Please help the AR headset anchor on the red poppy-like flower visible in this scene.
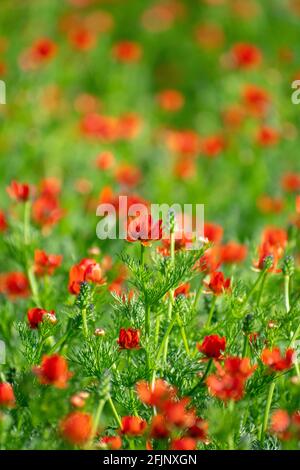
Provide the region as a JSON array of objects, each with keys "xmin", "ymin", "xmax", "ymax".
[
  {"xmin": 100, "ymin": 435, "xmax": 122, "ymax": 450},
  {"xmin": 173, "ymin": 155, "xmax": 196, "ymax": 180},
  {"xmin": 196, "ymin": 246, "xmax": 222, "ymax": 273},
  {"xmin": 95, "ymin": 151, "xmax": 115, "ymax": 171},
  {"xmin": 165, "ymin": 129, "xmax": 200, "ymax": 157},
  {"xmin": 206, "ymin": 357, "xmax": 256, "ymax": 402},
  {"xmin": 163, "ymin": 397, "xmax": 196, "ymax": 428},
  {"xmin": 256, "ymin": 126, "xmax": 280, "ymax": 147},
  {"xmin": 116, "ymin": 113, "xmax": 142, "ymax": 141},
  {"xmin": 68, "ymin": 27, "xmax": 97, "ymax": 50},
  {"xmin": 242, "ymin": 84, "xmax": 270, "ymax": 117},
  {"xmin": 68, "ymin": 258, "xmax": 104, "ymax": 295},
  {"xmin": 204, "ymin": 271, "xmax": 231, "ymax": 295},
  {"xmin": 174, "ymin": 283, "xmax": 190, "ymax": 298},
  {"xmin": 30, "ymin": 38, "xmax": 57, "ymax": 63},
  {"xmin": 136, "ymin": 379, "xmax": 174, "ymax": 408},
  {"xmin": 1, "ymin": 272, "xmax": 30, "ymax": 299},
  {"xmin": 222, "ymin": 104, "xmax": 245, "ymax": 129},
  {"xmin": 27, "ymin": 307, "xmax": 56, "ymax": 329},
  {"xmin": 0, "ymin": 210, "xmax": 8, "ymax": 232},
  {"xmin": 261, "ymin": 227, "xmax": 287, "ymax": 252},
  {"xmin": 117, "ymin": 328, "xmax": 140, "ymax": 349},
  {"xmin": 149, "ymin": 414, "xmax": 170, "ymax": 439},
  {"xmin": 257, "ymin": 196, "xmax": 284, "ymax": 214},
  {"xmin": 261, "ymin": 347, "xmax": 294, "ymax": 372},
  {"xmin": 32, "ymin": 195, "xmax": 64, "ymax": 229},
  {"xmin": 170, "ymin": 437, "xmax": 197, "ymax": 450},
  {"xmin": 220, "ymin": 242, "xmax": 248, "ymax": 264},
  {"xmin": 60, "ymin": 412, "xmax": 92, "ymax": 445},
  {"xmin": 34, "ymin": 249, "xmax": 62, "ymax": 276},
  {"xmin": 201, "ymin": 135, "xmax": 225, "ymax": 158},
  {"xmin": 230, "ymin": 42, "xmax": 262, "ymax": 69},
  {"xmin": 0, "ymin": 382, "xmax": 15, "ymax": 408},
  {"xmin": 39, "ymin": 177, "xmax": 61, "ymax": 198},
  {"xmin": 204, "ymin": 222, "xmax": 223, "ymax": 244},
  {"xmin": 253, "ymin": 242, "xmax": 280, "ymax": 273},
  {"xmin": 187, "ymin": 417, "xmax": 209, "ymax": 442},
  {"xmin": 120, "ymin": 416, "xmax": 147, "ymax": 436},
  {"xmin": 112, "ymin": 41, "xmax": 142, "ymax": 63},
  {"xmin": 157, "ymin": 89, "xmax": 184, "ymax": 112},
  {"xmin": 115, "ymin": 163, "xmax": 141, "ymax": 187},
  {"xmin": 126, "ymin": 214, "xmax": 163, "ymax": 245},
  {"xmin": 281, "ymin": 172, "xmax": 300, "ymax": 192},
  {"xmin": 270, "ymin": 409, "xmax": 290, "ymax": 435},
  {"xmin": 34, "ymin": 354, "xmax": 72, "ymax": 388},
  {"xmin": 6, "ymin": 180, "xmax": 30, "ymax": 202},
  {"xmin": 197, "ymin": 335, "xmax": 226, "ymax": 359}
]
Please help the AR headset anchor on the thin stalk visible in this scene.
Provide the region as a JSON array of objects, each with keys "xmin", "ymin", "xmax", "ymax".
[
  {"xmin": 188, "ymin": 358, "xmax": 213, "ymax": 395},
  {"xmin": 81, "ymin": 307, "xmax": 88, "ymax": 337},
  {"xmin": 175, "ymin": 311, "xmax": 190, "ymax": 356},
  {"xmin": 256, "ymin": 271, "xmax": 268, "ymax": 308},
  {"xmin": 23, "ymin": 201, "xmax": 40, "ymax": 307},
  {"xmin": 140, "ymin": 243, "xmax": 145, "ymax": 266},
  {"xmin": 260, "ymin": 380, "xmax": 276, "ymax": 444},
  {"xmin": 284, "ymin": 275, "xmax": 290, "ymax": 313},
  {"xmin": 91, "ymin": 398, "xmax": 106, "ymax": 438},
  {"xmin": 192, "ymin": 282, "xmax": 203, "ymax": 312},
  {"xmin": 243, "ymin": 269, "xmax": 267, "ymax": 307},
  {"xmin": 288, "ymin": 323, "xmax": 300, "ymax": 377},
  {"xmin": 242, "ymin": 333, "xmax": 249, "ymax": 358},
  {"xmin": 205, "ymin": 296, "xmax": 217, "ymax": 328},
  {"xmin": 23, "ymin": 200, "xmax": 31, "ymax": 246},
  {"xmin": 163, "ymin": 231, "xmax": 175, "ymax": 362},
  {"xmin": 107, "ymin": 395, "xmax": 122, "ymax": 428}
]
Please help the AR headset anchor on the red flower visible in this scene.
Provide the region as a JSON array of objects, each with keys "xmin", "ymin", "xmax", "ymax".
[
  {"xmin": 166, "ymin": 129, "xmax": 200, "ymax": 157},
  {"xmin": 34, "ymin": 249, "xmax": 62, "ymax": 276},
  {"xmin": 27, "ymin": 307, "xmax": 56, "ymax": 329},
  {"xmin": 261, "ymin": 347, "xmax": 294, "ymax": 372},
  {"xmin": 230, "ymin": 42, "xmax": 262, "ymax": 69},
  {"xmin": 126, "ymin": 214, "xmax": 163, "ymax": 245},
  {"xmin": 281, "ymin": 172, "xmax": 300, "ymax": 192},
  {"xmin": 0, "ymin": 210, "xmax": 8, "ymax": 232},
  {"xmin": 256, "ymin": 126, "xmax": 279, "ymax": 147},
  {"xmin": 242, "ymin": 84, "xmax": 270, "ymax": 117},
  {"xmin": 205, "ymin": 271, "xmax": 231, "ymax": 295},
  {"xmin": 204, "ymin": 222, "xmax": 223, "ymax": 243},
  {"xmin": 163, "ymin": 397, "xmax": 196, "ymax": 428},
  {"xmin": 30, "ymin": 38, "xmax": 57, "ymax": 63},
  {"xmin": 60, "ymin": 412, "xmax": 92, "ymax": 445},
  {"xmin": 1, "ymin": 272, "xmax": 30, "ymax": 299},
  {"xmin": 120, "ymin": 416, "xmax": 147, "ymax": 436},
  {"xmin": 68, "ymin": 27, "xmax": 97, "ymax": 51},
  {"xmin": 34, "ymin": 354, "xmax": 72, "ymax": 388},
  {"xmin": 6, "ymin": 180, "xmax": 30, "ymax": 202},
  {"xmin": 157, "ymin": 89, "xmax": 184, "ymax": 112},
  {"xmin": 32, "ymin": 195, "xmax": 64, "ymax": 230},
  {"xmin": 206, "ymin": 357, "xmax": 256, "ymax": 402},
  {"xmin": 170, "ymin": 437, "xmax": 196, "ymax": 450},
  {"xmin": 174, "ymin": 283, "xmax": 190, "ymax": 298},
  {"xmin": 39, "ymin": 177, "xmax": 61, "ymax": 198},
  {"xmin": 0, "ymin": 382, "xmax": 15, "ymax": 408},
  {"xmin": 261, "ymin": 227, "xmax": 287, "ymax": 252},
  {"xmin": 149, "ymin": 414, "xmax": 170, "ymax": 439},
  {"xmin": 220, "ymin": 242, "xmax": 248, "ymax": 264},
  {"xmin": 197, "ymin": 335, "xmax": 226, "ymax": 359},
  {"xmin": 201, "ymin": 135, "xmax": 225, "ymax": 158},
  {"xmin": 270, "ymin": 409, "xmax": 290, "ymax": 434},
  {"xmin": 112, "ymin": 41, "xmax": 142, "ymax": 63},
  {"xmin": 257, "ymin": 196, "xmax": 284, "ymax": 214},
  {"xmin": 187, "ymin": 418, "xmax": 209, "ymax": 442},
  {"xmin": 136, "ymin": 379, "xmax": 174, "ymax": 408},
  {"xmin": 115, "ymin": 163, "xmax": 141, "ymax": 187},
  {"xmin": 117, "ymin": 328, "xmax": 140, "ymax": 349},
  {"xmin": 68, "ymin": 258, "xmax": 104, "ymax": 295},
  {"xmin": 100, "ymin": 435, "xmax": 122, "ymax": 450},
  {"xmin": 95, "ymin": 151, "xmax": 115, "ymax": 171},
  {"xmin": 196, "ymin": 246, "xmax": 222, "ymax": 273}
]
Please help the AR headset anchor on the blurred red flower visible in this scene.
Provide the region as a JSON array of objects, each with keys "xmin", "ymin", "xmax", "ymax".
[
  {"xmin": 6, "ymin": 180, "xmax": 30, "ymax": 202},
  {"xmin": 27, "ymin": 307, "xmax": 56, "ymax": 329},
  {"xmin": 112, "ymin": 41, "xmax": 142, "ymax": 63},
  {"xmin": 68, "ymin": 258, "xmax": 104, "ymax": 295},
  {"xmin": 120, "ymin": 416, "xmax": 147, "ymax": 436},
  {"xmin": 204, "ymin": 271, "xmax": 231, "ymax": 295},
  {"xmin": 34, "ymin": 249, "xmax": 62, "ymax": 276},
  {"xmin": 34, "ymin": 354, "xmax": 72, "ymax": 388},
  {"xmin": 261, "ymin": 347, "xmax": 294, "ymax": 372},
  {"xmin": 0, "ymin": 382, "xmax": 15, "ymax": 408},
  {"xmin": 60, "ymin": 412, "xmax": 92, "ymax": 445}
]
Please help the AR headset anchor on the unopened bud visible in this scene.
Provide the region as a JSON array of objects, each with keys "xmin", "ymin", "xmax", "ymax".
[
  {"xmin": 94, "ymin": 328, "xmax": 105, "ymax": 337},
  {"xmin": 282, "ymin": 255, "xmax": 295, "ymax": 277}
]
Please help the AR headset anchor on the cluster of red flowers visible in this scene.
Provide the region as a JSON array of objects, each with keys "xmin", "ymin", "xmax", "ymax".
[{"xmin": 270, "ymin": 409, "xmax": 300, "ymax": 441}]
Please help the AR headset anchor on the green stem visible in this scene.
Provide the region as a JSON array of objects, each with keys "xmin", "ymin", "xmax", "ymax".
[
  {"xmin": 205, "ymin": 296, "xmax": 217, "ymax": 328},
  {"xmin": 24, "ymin": 200, "xmax": 31, "ymax": 246},
  {"xmin": 188, "ymin": 358, "xmax": 213, "ymax": 395},
  {"xmin": 284, "ymin": 275, "xmax": 290, "ymax": 314},
  {"xmin": 256, "ymin": 271, "xmax": 268, "ymax": 308},
  {"xmin": 193, "ymin": 282, "xmax": 203, "ymax": 312},
  {"xmin": 107, "ymin": 395, "xmax": 122, "ymax": 428},
  {"xmin": 91, "ymin": 398, "xmax": 106, "ymax": 438},
  {"xmin": 288, "ymin": 323, "xmax": 300, "ymax": 377},
  {"xmin": 176, "ymin": 311, "xmax": 190, "ymax": 356},
  {"xmin": 163, "ymin": 231, "xmax": 175, "ymax": 362},
  {"xmin": 260, "ymin": 380, "xmax": 276, "ymax": 444},
  {"xmin": 140, "ymin": 244, "xmax": 145, "ymax": 266},
  {"xmin": 81, "ymin": 307, "xmax": 88, "ymax": 338},
  {"xmin": 243, "ymin": 268, "xmax": 267, "ymax": 307},
  {"xmin": 242, "ymin": 333, "xmax": 249, "ymax": 357}
]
